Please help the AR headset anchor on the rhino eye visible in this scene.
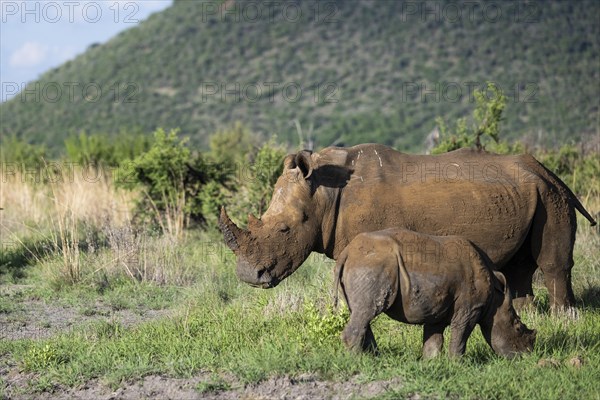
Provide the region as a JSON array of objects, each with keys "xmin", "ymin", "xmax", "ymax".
[{"xmin": 277, "ymin": 223, "xmax": 290, "ymax": 232}]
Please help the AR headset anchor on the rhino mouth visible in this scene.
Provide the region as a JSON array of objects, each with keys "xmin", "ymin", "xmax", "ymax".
[{"xmin": 249, "ymin": 278, "xmax": 280, "ymax": 289}]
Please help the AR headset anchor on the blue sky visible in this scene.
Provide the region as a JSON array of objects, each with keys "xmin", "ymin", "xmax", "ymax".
[{"xmin": 1, "ymin": 0, "xmax": 173, "ymax": 101}]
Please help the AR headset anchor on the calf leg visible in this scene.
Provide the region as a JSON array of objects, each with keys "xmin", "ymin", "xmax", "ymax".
[
  {"xmin": 448, "ymin": 313, "xmax": 478, "ymax": 358},
  {"xmin": 341, "ymin": 311, "xmax": 378, "ymax": 353},
  {"xmin": 422, "ymin": 323, "xmax": 446, "ymax": 359},
  {"xmin": 339, "ymin": 262, "xmax": 393, "ymax": 354}
]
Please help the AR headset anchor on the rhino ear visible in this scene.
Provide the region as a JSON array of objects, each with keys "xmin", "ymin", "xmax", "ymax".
[
  {"xmin": 295, "ymin": 150, "xmax": 314, "ymax": 179},
  {"xmin": 283, "ymin": 154, "xmax": 296, "ymax": 170}
]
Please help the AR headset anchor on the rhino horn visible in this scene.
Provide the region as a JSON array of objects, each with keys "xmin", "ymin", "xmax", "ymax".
[
  {"xmin": 248, "ymin": 213, "xmax": 263, "ymax": 229},
  {"xmin": 219, "ymin": 207, "xmax": 248, "ymax": 252}
]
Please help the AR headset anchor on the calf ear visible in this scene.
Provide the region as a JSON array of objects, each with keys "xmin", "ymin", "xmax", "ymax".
[
  {"xmin": 492, "ymin": 270, "xmax": 514, "ymax": 303},
  {"xmin": 295, "ymin": 150, "xmax": 314, "ymax": 179},
  {"xmin": 492, "ymin": 271, "xmax": 507, "ymax": 294}
]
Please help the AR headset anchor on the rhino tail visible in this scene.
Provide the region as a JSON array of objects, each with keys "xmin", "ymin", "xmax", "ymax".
[
  {"xmin": 527, "ymin": 155, "xmax": 597, "ymax": 226},
  {"xmin": 333, "ymin": 248, "xmax": 349, "ymax": 311},
  {"xmin": 395, "ymin": 248, "xmax": 411, "ymax": 299}
]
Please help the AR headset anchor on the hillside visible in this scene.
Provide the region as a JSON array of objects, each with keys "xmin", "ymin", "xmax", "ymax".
[{"xmin": 1, "ymin": 0, "xmax": 599, "ymax": 153}]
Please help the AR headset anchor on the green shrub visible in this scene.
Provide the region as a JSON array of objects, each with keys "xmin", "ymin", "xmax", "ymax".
[
  {"xmin": 65, "ymin": 131, "xmax": 151, "ymax": 167},
  {"xmin": 433, "ymin": 82, "xmax": 507, "ymax": 154},
  {"xmin": 535, "ymin": 145, "xmax": 600, "ymax": 197},
  {"xmin": 124, "ymin": 128, "xmax": 216, "ymax": 236},
  {"xmin": 0, "ymin": 134, "xmax": 47, "ymax": 167},
  {"xmin": 208, "ymin": 122, "xmax": 257, "ymax": 165},
  {"xmin": 244, "ymin": 138, "xmax": 288, "ymax": 217},
  {"xmin": 220, "ymin": 137, "xmax": 287, "ymax": 227},
  {"xmin": 432, "ymin": 83, "xmax": 598, "ymax": 200}
]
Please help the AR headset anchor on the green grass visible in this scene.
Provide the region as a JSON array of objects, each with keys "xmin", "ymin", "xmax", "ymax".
[{"xmin": 1, "ymin": 230, "xmax": 599, "ymax": 399}]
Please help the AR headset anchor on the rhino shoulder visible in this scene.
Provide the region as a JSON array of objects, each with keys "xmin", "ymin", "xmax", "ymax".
[{"xmin": 316, "ymin": 147, "xmax": 351, "ymax": 167}]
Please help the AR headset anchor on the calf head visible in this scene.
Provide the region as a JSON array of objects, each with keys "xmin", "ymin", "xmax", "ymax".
[
  {"xmin": 481, "ymin": 271, "xmax": 536, "ymax": 358},
  {"xmin": 219, "ymin": 151, "xmax": 322, "ymax": 288}
]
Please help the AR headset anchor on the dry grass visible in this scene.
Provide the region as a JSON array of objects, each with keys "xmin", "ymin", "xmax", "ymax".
[
  {"xmin": 0, "ymin": 166, "xmax": 136, "ymax": 284},
  {"xmin": 0, "ymin": 166, "xmax": 135, "ymax": 238}
]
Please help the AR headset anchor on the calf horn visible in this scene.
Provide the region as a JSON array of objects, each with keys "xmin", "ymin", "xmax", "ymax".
[{"xmin": 219, "ymin": 207, "xmax": 247, "ymax": 252}]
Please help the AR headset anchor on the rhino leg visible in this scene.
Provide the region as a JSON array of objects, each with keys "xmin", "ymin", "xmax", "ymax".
[
  {"xmin": 502, "ymin": 253, "xmax": 536, "ymax": 311},
  {"xmin": 530, "ymin": 199, "xmax": 577, "ymax": 310},
  {"xmin": 422, "ymin": 323, "xmax": 446, "ymax": 359},
  {"xmin": 448, "ymin": 311, "xmax": 479, "ymax": 357}
]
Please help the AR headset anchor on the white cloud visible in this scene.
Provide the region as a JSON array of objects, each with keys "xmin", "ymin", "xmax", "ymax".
[{"xmin": 9, "ymin": 41, "xmax": 47, "ymax": 67}]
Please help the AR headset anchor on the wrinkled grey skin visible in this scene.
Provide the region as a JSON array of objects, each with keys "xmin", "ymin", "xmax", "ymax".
[
  {"xmin": 220, "ymin": 144, "xmax": 597, "ymax": 309},
  {"xmin": 334, "ymin": 228, "xmax": 537, "ymax": 358}
]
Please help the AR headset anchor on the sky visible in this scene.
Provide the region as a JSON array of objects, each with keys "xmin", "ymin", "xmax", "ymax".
[{"xmin": 0, "ymin": 0, "xmax": 173, "ymax": 101}]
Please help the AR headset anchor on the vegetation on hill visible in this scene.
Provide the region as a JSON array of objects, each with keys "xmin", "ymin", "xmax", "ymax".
[{"xmin": 1, "ymin": 0, "xmax": 598, "ymax": 153}]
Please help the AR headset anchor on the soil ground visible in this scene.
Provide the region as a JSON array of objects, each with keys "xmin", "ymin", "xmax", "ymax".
[{"xmin": 0, "ymin": 285, "xmax": 404, "ymax": 399}]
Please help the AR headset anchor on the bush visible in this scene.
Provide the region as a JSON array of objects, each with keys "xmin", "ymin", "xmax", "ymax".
[
  {"xmin": 65, "ymin": 131, "xmax": 151, "ymax": 167},
  {"xmin": 0, "ymin": 134, "xmax": 47, "ymax": 167},
  {"xmin": 432, "ymin": 82, "xmax": 507, "ymax": 154},
  {"xmin": 124, "ymin": 128, "xmax": 218, "ymax": 236},
  {"xmin": 535, "ymin": 144, "xmax": 600, "ymax": 197},
  {"xmin": 244, "ymin": 138, "xmax": 288, "ymax": 217},
  {"xmin": 432, "ymin": 82, "xmax": 598, "ymax": 199},
  {"xmin": 220, "ymin": 137, "xmax": 288, "ymax": 227}
]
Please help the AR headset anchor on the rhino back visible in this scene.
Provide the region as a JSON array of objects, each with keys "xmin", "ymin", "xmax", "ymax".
[{"xmin": 327, "ymin": 146, "xmax": 539, "ymax": 266}]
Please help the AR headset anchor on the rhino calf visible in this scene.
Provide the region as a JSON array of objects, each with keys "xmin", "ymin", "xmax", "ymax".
[{"xmin": 334, "ymin": 228, "xmax": 536, "ymax": 359}]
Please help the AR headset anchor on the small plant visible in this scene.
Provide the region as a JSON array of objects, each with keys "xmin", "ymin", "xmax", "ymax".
[
  {"xmin": 22, "ymin": 343, "xmax": 67, "ymax": 371},
  {"xmin": 195, "ymin": 376, "xmax": 230, "ymax": 393},
  {"xmin": 301, "ymin": 301, "xmax": 350, "ymax": 347}
]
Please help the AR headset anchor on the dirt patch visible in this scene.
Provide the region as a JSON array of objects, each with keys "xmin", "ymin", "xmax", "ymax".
[
  {"xmin": 3, "ymin": 372, "xmax": 403, "ymax": 400},
  {"xmin": 0, "ymin": 298, "xmax": 171, "ymax": 341}
]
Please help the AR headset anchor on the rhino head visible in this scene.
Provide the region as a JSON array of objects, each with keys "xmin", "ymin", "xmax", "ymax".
[
  {"xmin": 219, "ymin": 150, "xmax": 350, "ymax": 288},
  {"xmin": 481, "ymin": 271, "xmax": 537, "ymax": 358}
]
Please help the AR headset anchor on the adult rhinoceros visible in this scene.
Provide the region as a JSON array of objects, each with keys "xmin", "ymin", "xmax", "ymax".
[{"xmin": 219, "ymin": 144, "xmax": 596, "ymax": 309}]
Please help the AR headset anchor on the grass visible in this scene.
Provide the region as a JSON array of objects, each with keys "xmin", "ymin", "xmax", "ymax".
[
  {"xmin": 0, "ymin": 167, "xmax": 598, "ymax": 399},
  {"xmin": 2, "ymin": 243, "xmax": 599, "ymax": 399}
]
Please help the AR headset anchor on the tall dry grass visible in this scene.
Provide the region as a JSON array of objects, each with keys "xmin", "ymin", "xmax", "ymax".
[
  {"xmin": 0, "ymin": 165, "xmax": 202, "ymax": 286},
  {"xmin": 0, "ymin": 165, "xmax": 136, "ymax": 283},
  {"xmin": 1, "ymin": 166, "xmax": 134, "ymax": 237}
]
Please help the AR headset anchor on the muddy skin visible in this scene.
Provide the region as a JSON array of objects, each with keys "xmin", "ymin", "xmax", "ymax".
[
  {"xmin": 220, "ymin": 144, "xmax": 596, "ymax": 310},
  {"xmin": 334, "ymin": 228, "xmax": 537, "ymax": 358}
]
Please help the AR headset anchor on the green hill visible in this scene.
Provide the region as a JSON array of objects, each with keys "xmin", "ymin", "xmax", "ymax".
[{"xmin": 1, "ymin": 0, "xmax": 599, "ymax": 153}]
